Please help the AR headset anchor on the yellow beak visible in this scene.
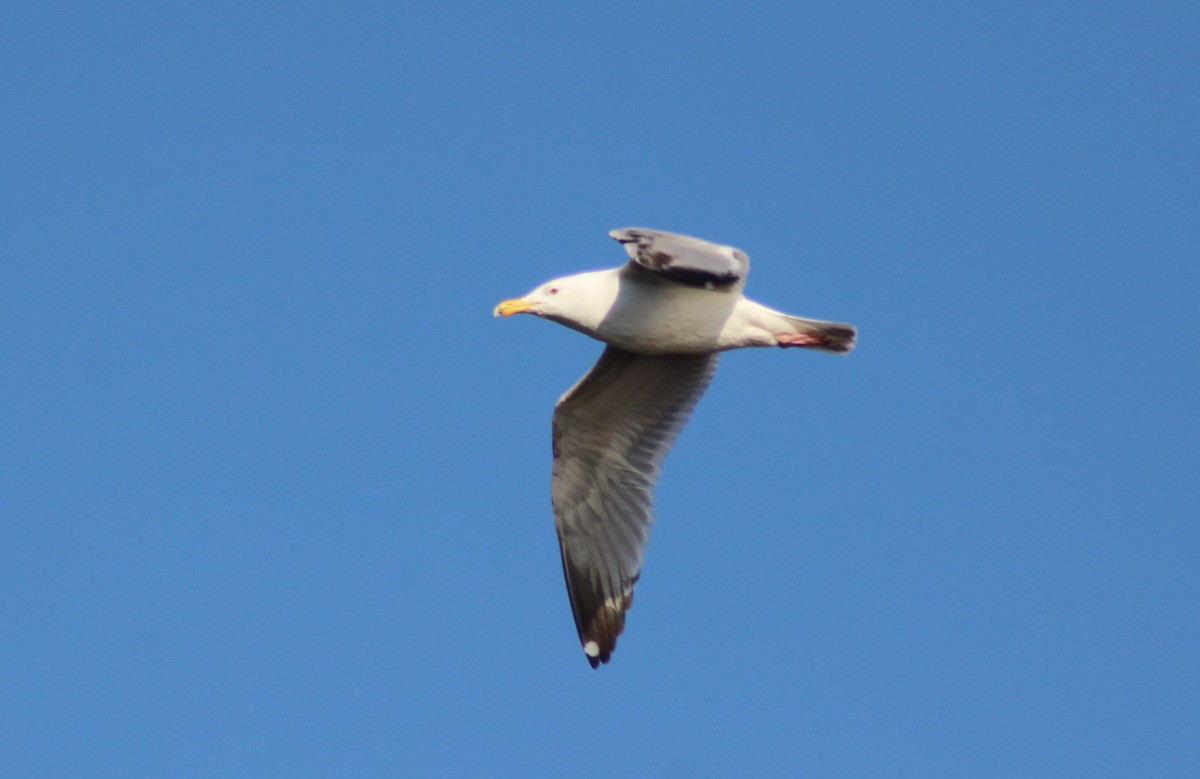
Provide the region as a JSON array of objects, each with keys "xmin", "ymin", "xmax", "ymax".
[{"xmin": 494, "ymin": 297, "xmax": 536, "ymax": 317}]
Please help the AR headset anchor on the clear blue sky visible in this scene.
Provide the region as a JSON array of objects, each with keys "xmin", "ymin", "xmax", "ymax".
[{"xmin": 3, "ymin": 2, "xmax": 1197, "ymax": 776}]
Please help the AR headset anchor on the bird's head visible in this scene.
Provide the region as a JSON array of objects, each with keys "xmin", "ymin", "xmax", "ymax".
[
  {"xmin": 494, "ymin": 271, "xmax": 615, "ymax": 330},
  {"xmin": 493, "ymin": 278, "xmax": 566, "ymax": 319}
]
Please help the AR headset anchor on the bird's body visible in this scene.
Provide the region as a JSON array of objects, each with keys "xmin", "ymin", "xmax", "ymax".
[{"xmin": 495, "ymin": 228, "xmax": 856, "ymax": 667}]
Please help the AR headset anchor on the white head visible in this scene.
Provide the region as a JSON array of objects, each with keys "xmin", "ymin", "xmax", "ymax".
[{"xmin": 493, "ymin": 270, "xmax": 617, "ymax": 332}]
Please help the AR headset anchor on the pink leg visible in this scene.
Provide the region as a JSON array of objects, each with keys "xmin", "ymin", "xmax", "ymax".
[{"xmin": 776, "ymin": 331, "xmax": 828, "ymax": 348}]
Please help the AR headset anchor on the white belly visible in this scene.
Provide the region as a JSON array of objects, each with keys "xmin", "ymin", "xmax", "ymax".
[{"xmin": 591, "ymin": 285, "xmax": 778, "ymax": 355}]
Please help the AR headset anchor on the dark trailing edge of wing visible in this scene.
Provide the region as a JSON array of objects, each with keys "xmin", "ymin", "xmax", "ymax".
[
  {"xmin": 633, "ymin": 253, "xmax": 742, "ymax": 287},
  {"xmin": 612, "ymin": 228, "xmax": 745, "ymax": 288}
]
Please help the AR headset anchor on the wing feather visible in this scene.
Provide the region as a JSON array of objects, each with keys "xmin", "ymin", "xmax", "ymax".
[
  {"xmin": 551, "ymin": 346, "xmax": 719, "ymax": 666},
  {"xmin": 610, "ymin": 227, "xmax": 749, "ymax": 288}
]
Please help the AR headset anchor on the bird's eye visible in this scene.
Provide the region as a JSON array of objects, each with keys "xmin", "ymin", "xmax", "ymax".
[{"xmin": 548, "ymin": 287, "xmax": 559, "ymax": 295}]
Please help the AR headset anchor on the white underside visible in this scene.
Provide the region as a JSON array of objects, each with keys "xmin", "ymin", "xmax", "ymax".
[{"xmin": 588, "ymin": 282, "xmax": 787, "ymax": 355}]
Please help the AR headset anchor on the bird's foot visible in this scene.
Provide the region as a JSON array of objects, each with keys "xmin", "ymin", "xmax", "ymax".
[{"xmin": 776, "ymin": 331, "xmax": 828, "ymax": 348}]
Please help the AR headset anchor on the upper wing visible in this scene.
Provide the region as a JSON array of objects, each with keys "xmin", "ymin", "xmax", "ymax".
[
  {"xmin": 551, "ymin": 346, "xmax": 719, "ymax": 667},
  {"xmin": 610, "ymin": 227, "xmax": 750, "ymax": 289}
]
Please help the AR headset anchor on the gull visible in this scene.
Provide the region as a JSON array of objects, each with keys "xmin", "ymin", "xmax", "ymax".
[{"xmin": 495, "ymin": 227, "xmax": 856, "ymax": 667}]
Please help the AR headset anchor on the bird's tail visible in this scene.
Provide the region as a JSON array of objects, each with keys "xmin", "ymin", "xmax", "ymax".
[{"xmin": 778, "ymin": 315, "xmax": 857, "ymax": 354}]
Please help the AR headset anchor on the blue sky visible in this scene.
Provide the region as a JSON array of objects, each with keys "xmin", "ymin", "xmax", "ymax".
[{"xmin": 2, "ymin": 2, "xmax": 1197, "ymax": 776}]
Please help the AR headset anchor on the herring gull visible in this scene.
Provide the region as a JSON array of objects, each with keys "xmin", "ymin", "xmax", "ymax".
[{"xmin": 494, "ymin": 227, "xmax": 856, "ymax": 667}]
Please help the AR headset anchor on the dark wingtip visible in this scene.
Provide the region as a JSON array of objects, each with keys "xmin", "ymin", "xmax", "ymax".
[
  {"xmin": 582, "ymin": 633, "xmax": 617, "ymax": 668},
  {"xmin": 585, "ymin": 649, "xmax": 610, "ymax": 669}
]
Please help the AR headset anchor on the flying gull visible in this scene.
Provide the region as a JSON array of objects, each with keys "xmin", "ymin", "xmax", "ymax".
[{"xmin": 494, "ymin": 227, "xmax": 856, "ymax": 667}]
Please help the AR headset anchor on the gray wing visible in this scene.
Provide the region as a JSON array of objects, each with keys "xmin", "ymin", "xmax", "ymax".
[
  {"xmin": 551, "ymin": 346, "xmax": 719, "ymax": 667},
  {"xmin": 610, "ymin": 227, "xmax": 750, "ymax": 288}
]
